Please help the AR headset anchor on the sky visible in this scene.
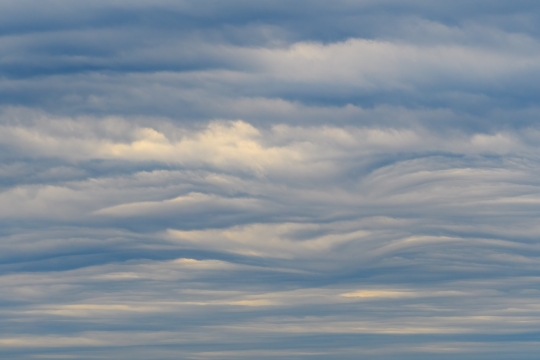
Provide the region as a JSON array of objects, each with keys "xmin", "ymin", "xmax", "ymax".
[{"xmin": 1, "ymin": 1, "xmax": 540, "ymax": 359}]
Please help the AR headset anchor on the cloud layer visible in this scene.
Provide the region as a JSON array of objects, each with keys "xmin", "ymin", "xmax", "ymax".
[{"xmin": 1, "ymin": 1, "xmax": 540, "ymax": 359}]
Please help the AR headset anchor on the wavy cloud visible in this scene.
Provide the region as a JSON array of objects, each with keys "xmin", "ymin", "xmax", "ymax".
[{"xmin": 2, "ymin": 1, "xmax": 540, "ymax": 359}]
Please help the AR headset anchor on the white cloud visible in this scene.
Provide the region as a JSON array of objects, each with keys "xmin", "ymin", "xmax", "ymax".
[{"xmin": 237, "ymin": 37, "xmax": 540, "ymax": 88}]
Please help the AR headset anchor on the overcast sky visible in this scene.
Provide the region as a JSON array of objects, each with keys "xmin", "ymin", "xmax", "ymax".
[{"xmin": 2, "ymin": 1, "xmax": 540, "ymax": 359}]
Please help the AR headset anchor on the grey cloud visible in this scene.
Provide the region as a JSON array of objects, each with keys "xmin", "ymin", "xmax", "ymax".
[
  {"xmin": 1, "ymin": 1, "xmax": 540, "ymax": 130},
  {"xmin": 2, "ymin": 1, "xmax": 540, "ymax": 359}
]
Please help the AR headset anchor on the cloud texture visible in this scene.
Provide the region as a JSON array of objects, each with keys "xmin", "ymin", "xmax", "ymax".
[{"xmin": 2, "ymin": 1, "xmax": 540, "ymax": 359}]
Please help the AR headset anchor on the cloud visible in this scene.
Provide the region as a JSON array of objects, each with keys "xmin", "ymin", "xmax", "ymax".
[
  {"xmin": 1, "ymin": 4, "xmax": 540, "ymax": 130},
  {"xmin": 2, "ymin": 1, "xmax": 540, "ymax": 359}
]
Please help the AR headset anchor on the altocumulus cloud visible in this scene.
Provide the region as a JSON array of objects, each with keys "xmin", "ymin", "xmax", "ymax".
[{"xmin": 1, "ymin": 1, "xmax": 540, "ymax": 359}]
